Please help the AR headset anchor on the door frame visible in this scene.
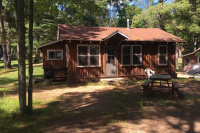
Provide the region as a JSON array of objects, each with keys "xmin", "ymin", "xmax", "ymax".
[{"xmin": 105, "ymin": 45, "xmax": 117, "ymax": 77}]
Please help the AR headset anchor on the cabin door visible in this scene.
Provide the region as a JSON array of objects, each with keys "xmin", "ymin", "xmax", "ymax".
[
  {"xmin": 184, "ymin": 58, "xmax": 190, "ymax": 71},
  {"xmin": 106, "ymin": 45, "xmax": 117, "ymax": 77}
]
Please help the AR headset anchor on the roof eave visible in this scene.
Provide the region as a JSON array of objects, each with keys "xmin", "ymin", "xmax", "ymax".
[
  {"xmin": 103, "ymin": 30, "xmax": 130, "ymax": 40},
  {"xmin": 37, "ymin": 39, "xmax": 64, "ymax": 49},
  {"xmin": 181, "ymin": 47, "xmax": 200, "ymax": 58}
]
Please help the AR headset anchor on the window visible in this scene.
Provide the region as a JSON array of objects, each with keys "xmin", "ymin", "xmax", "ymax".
[
  {"xmin": 78, "ymin": 45, "xmax": 100, "ymax": 67},
  {"xmin": 78, "ymin": 46, "xmax": 88, "ymax": 66},
  {"xmin": 90, "ymin": 46, "xmax": 100, "ymax": 66},
  {"xmin": 158, "ymin": 45, "xmax": 168, "ymax": 65},
  {"xmin": 47, "ymin": 50, "xmax": 63, "ymax": 60},
  {"xmin": 122, "ymin": 45, "xmax": 142, "ymax": 66},
  {"xmin": 133, "ymin": 46, "xmax": 142, "ymax": 65},
  {"xmin": 122, "ymin": 46, "xmax": 131, "ymax": 65}
]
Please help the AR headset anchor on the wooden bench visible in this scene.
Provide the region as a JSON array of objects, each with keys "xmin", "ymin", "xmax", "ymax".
[
  {"xmin": 172, "ymin": 81, "xmax": 184, "ymax": 98},
  {"xmin": 141, "ymin": 80, "xmax": 153, "ymax": 97}
]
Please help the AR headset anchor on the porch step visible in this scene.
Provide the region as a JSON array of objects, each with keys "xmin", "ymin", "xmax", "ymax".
[{"xmin": 100, "ymin": 78, "xmax": 127, "ymax": 85}]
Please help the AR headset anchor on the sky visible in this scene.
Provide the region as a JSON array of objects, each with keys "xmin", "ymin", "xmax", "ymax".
[
  {"xmin": 154, "ymin": 0, "xmax": 175, "ymax": 3},
  {"xmin": 127, "ymin": 0, "xmax": 175, "ymax": 9}
]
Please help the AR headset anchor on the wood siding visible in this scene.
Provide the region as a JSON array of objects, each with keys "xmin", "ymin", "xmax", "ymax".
[
  {"xmin": 41, "ymin": 41, "xmax": 67, "ymax": 79},
  {"xmin": 67, "ymin": 41, "xmax": 104, "ymax": 82},
  {"xmin": 182, "ymin": 54, "xmax": 199, "ymax": 71},
  {"xmin": 118, "ymin": 42, "xmax": 176, "ymax": 77},
  {"xmin": 41, "ymin": 40, "xmax": 177, "ymax": 82}
]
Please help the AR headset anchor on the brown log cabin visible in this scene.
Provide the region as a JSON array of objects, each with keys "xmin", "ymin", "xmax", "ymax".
[
  {"xmin": 38, "ymin": 24, "xmax": 186, "ymax": 83},
  {"xmin": 182, "ymin": 48, "xmax": 200, "ymax": 71}
]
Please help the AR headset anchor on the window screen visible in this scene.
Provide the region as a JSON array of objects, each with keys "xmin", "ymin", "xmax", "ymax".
[
  {"xmin": 78, "ymin": 45, "xmax": 100, "ymax": 67},
  {"xmin": 133, "ymin": 46, "xmax": 142, "ymax": 65},
  {"xmin": 159, "ymin": 46, "xmax": 167, "ymax": 65},
  {"xmin": 48, "ymin": 50, "xmax": 63, "ymax": 60},
  {"xmin": 78, "ymin": 46, "xmax": 89, "ymax": 66},
  {"xmin": 122, "ymin": 46, "xmax": 131, "ymax": 65}
]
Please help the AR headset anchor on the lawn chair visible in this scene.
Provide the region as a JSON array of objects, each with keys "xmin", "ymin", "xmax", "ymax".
[{"xmin": 145, "ymin": 68, "xmax": 155, "ymax": 79}]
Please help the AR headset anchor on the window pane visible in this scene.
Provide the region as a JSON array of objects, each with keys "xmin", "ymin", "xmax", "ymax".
[
  {"xmin": 78, "ymin": 56, "xmax": 88, "ymax": 66},
  {"xmin": 56, "ymin": 51, "xmax": 62, "ymax": 59},
  {"xmin": 90, "ymin": 46, "xmax": 99, "ymax": 55},
  {"xmin": 133, "ymin": 46, "xmax": 141, "ymax": 54},
  {"xmin": 123, "ymin": 55, "xmax": 130, "ymax": 65},
  {"xmin": 133, "ymin": 55, "xmax": 141, "ymax": 65},
  {"xmin": 49, "ymin": 51, "xmax": 55, "ymax": 59},
  {"xmin": 159, "ymin": 55, "xmax": 167, "ymax": 64},
  {"xmin": 160, "ymin": 46, "xmax": 166, "ymax": 54},
  {"xmin": 90, "ymin": 56, "xmax": 99, "ymax": 66},
  {"xmin": 123, "ymin": 46, "xmax": 130, "ymax": 54},
  {"xmin": 78, "ymin": 46, "xmax": 88, "ymax": 55}
]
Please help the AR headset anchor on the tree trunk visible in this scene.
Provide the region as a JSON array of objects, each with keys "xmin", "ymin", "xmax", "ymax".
[
  {"xmin": 176, "ymin": 44, "xmax": 179, "ymax": 69},
  {"xmin": 0, "ymin": 0, "xmax": 8, "ymax": 69},
  {"xmin": 28, "ymin": 0, "xmax": 34, "ymax": 115},
  {"xmin": 7, "ymin": 22, "xmax": 12, "ymax": 68},
  {"xmin": 157, "ymin": 0, "xmax": 164, "ymax": 30},
  {"xmin": 15, "ymin": 0, "xmax": 27, "ymax": 115},
  {"xmin": 34, "ymin": 48, "xmax": 40, "ymax": 63},
  {"xmin": 194, "ymin": 36, "xmax": 197, "ymax": 51}
]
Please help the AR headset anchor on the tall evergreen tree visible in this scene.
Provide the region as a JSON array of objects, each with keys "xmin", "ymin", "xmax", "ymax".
[
  {"xmin": 28, "ymin": 0, "xmax": 34, "ymax": 114},
  {"xmin": 0, "ymin": 0, "xmax": 8, "ymax": 69},
  {"xmin": 157, "ymin": 0, "xmax": 164, "ymax": 30},
  {"xmin": 14, "ymin": 0, "xmax": 27, "ymax": 115}
]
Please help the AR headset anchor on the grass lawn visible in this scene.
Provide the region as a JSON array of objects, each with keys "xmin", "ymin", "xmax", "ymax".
[
  {"xmin": 0, "ymin": 59, "xmax": 43, "ymax": 90},
  {"xmin": 0, "ymin": 59, "xmax": 200, "ymax": 132},
  {"xmin": 176, "ymin": 58, "xmax": 183, "ymax": 72}
]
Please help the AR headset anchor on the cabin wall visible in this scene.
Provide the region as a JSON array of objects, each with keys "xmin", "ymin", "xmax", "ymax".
[
  {"xmin": 67, "ymin": 41, "xmax": 176, "ymax": 82},
  {"xmin": 41, "ymin": 41, "xmax": 67, "ymax": 79},
  {"xmin": 41, "ymin": 41, "xmax": 177, "ymax": 82},
  {"xmin": 182, "ymin": 54, "xmax": 199, "ymax": 71},
  {"xmin": 67, "ymin": 41, "xmax": 104, "ymax": 83},
  {"xmin": 117, "ymin": 42, "xmax": 176, "ymax": 79}
]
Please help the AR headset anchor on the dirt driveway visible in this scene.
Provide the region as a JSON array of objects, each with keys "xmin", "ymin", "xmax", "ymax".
[{"xmin": 28, "ymin": 80, "xmax": 200, "ymax": 132}]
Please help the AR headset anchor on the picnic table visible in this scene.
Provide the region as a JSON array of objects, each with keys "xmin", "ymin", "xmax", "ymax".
[
  {"xmin": 141, "ymin": 74, "xmax": 172, "ymax": 97},
  {"xmin": 142, "ymin": 74, "xmax": 184, "ymax": 98},
  {"xmin": 150, "ymin": 74, "xmax": 172, "ymax": 96}
]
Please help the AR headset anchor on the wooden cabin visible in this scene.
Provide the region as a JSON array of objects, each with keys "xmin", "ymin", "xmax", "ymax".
[
  {"xmin": 38, "ymin": 24, "xmax": 186, "ymax": 83},
  {"xmin": 182, "ymin": 48, "xmax": 200, "ymax": 71}
]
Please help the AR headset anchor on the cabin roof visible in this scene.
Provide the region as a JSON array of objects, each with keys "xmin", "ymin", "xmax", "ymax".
[
  {"xmin": 181, "ymin": 48, "xmax": 200, "ymax": 58},
  {"xmin": 58, "ymin": 24, "xmax": 186, "ymax": 43},
  {"xmin": 37, "ymin": 39, "xmax": 64, "ymax": 49}
]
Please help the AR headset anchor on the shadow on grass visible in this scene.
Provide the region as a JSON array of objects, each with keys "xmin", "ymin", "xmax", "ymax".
[
  {"xmin": 0, "ymin": 76, "xmax": 18, "ymax": 86},
  {"xmin": 1, "ymin": 79, "xmax": 200, "ymax": 132},
  {"xmin": 0, "ymin": 87, "xmax": 143, "ymax": 132},
  {"xmin": 0, "ymin": 68, "xmax": 18, "ymax": 75}
]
